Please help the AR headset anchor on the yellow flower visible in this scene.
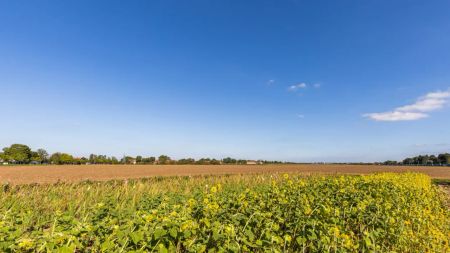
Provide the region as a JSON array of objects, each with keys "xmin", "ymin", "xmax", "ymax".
[
  {"xmin": 188, "ymin": 198, "xmax": 196, "ymax": 206},
  {"xmin": 330, "ymin": 226, "xmax": 340, "ymax": 237},
  {"xmin": 143, "ymin": 214, "xmax": 154, "ymax": 222},
  {"xmin": 18, "ymin": 239, "xmax": 34, "ymax": 250},
  {"xmin": 284, "ymin": 235, "xmax": 292, "ymax": 242}
]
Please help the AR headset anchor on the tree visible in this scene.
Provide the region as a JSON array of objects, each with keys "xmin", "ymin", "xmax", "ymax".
[
  {"xmin": 0, "ymin": 152, "xmax": 8, "ymax": 162},
  {"xmin": 158, "ymin": 155, "xmax": 171, "ymax": 165},
  {"xmin": 89, "ymin": 154, "xmax": 97, "ymax": 164},
  {"xmin": 50, "ymin": 153, "xmax": 62, "ymax": 164},
  {"xmin": 30, "ymin": 151, "xmax": 41, "ymax": 163},
  {"xmin": 36, "ymin": 149, "xmax": 49, "ymax": 163},
  {"xmin": 111, "ymin": 156, "xmax": 119, "ymax": 164},
  {"xmin": 222, "ymin": 157, "xmax": 237, "ymax": 164},
  {"xmin": 438, "ymin": 153, "xmax": 450, "ymax": 165},
  {"xmin": 60, "ymin": 153, "xmax": 74, "ymax": 164},
  {"xmin": 383, "ymin": 160, "xmax": 398, "ymax": 165},
  {"xmin": 136, "ymin": 156, "xmax": 143, "ymax": 164},
  {"xmin": 429, "ymin": 155, "xmax": 439, "ymax": 165},
  {"xmin": 50, "ymin": 153, "xmax": 74, "ymax": 164},
  {"xmin": 122, "ymin": 156, "xmax": 136, "ymax": 164},
  {"xmin": 177, "ymin": 158, "xmax": 195, "ymax": 165},
  {"xmin": 403, "ymin": 158, "xmax": 414, "ymax": 165},
  {"xmin": 2, "ymin": 144, "xmax": 32, "ymax": 163},
  {"xmin": 142, "ymin": 157, "xmax": 156, "ymax": 164},
  {"xmin": 237, "ymin": 160, "xmax": 247, "ymax": 165},
  {"xmin": 210, "ymin": 159, "xmax": 221, "ymax": 165},
  {"xmin": 196, "ymin": 158, "xmax": 211, "ymax": 165},
  {"xmin": 80, "ymin": 157, "xmax": 88, "ymax": 164}
]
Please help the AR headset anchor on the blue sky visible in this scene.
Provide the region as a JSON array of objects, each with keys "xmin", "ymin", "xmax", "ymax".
[{"xmin": 1, "ymin": 0, "xmax": 449, "ymax": 162}]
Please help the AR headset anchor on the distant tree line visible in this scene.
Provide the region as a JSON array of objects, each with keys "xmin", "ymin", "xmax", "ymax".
[
  {"xmin": 0, "ymin": 144, "xmax": 285, "ymax": 165},
  {"xmin": 382, "ymin": 153, "xmax": 450, "ymax": 166}
]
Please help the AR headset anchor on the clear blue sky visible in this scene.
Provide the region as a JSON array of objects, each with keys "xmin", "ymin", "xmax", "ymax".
[{"xmin": 1, "ymin": 0, "xmax": 449, "ymax": 162}]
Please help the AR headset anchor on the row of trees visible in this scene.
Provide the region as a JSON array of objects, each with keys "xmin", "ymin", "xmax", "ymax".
[
  {"xmin": 0, "ymin": 144, "xmax": 49, "ymax": 164},
  {"xmin": 0, "ymin": 144, "xmax": 281, "ymax": 165},
  {"xmin": 383, "ymin": 153, "xmax": 450, "ymax": 166}
]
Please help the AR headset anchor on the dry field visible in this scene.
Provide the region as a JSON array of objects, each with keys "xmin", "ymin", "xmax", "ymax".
[{"xmin": 0, "ymin": 164, "xmax": 449, "ymax": 184}]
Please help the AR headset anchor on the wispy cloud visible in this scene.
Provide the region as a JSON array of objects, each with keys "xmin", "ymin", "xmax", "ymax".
[
  {"xmin": 288, "ymin": 83, "xmax": 307, "ymax": 92},
  {"xmin": 364, "ymin": 90, "xmax": 450, "ymax": 121},
  {"xmin": 364, "ymin": 111, "xmax": 428, "ymax": 121},
  {"xmin": 313, "ymin": 83, "xmax": 321, "ymax": 88},
  {"xmin": 267, "ymin": 79, "xmax": 275, "ymax": 86},
  {"xmin": 297, "ymin": 114, "xmax": 305, "ymax": 119}
]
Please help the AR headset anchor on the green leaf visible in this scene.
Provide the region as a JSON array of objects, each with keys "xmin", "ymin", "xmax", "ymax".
[
  {"xmin": 130, "ymin": 231, "xmax": 144, "ymax": 245},
  {"xmin": 169, "ymin": 227, "xmax": 178, "ymax": 238},
  {"xmin": 154, "ymin": 228, "xmax": 167, "ymax": 240}
]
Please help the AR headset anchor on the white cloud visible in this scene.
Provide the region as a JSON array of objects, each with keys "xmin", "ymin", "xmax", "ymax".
[
  {"xmin": 363, "ymin": 111, "xmax": 428, "ymax": 121},
  {"xmin": 364, "ymin": 90, "xmax": 450, "ymax": 121},
  {"xmin": 267, "ymin": 79, "xmax": 275, "ymax": 86},
  {"xmin": 313, "ymin": 83, "xmax": 321, "ymax": 88},
  {"xmin": 297, "ymin": 114, "xmax": 305, "ymax": 118},
  {"xmin": 396, "ymin": 91, "xmax": 450, "ymax": 112},
  {"xmin": 288, "ymin": 83, "xmax": 307, "ymax": 91}
]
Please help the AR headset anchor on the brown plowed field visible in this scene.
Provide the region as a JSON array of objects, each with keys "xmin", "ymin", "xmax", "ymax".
[{"xmin": 0, "ymin": 164, "xmax": 449, "ymax": 184}]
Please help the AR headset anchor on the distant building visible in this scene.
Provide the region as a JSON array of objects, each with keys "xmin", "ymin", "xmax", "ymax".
[{"xmin": 246, "ymin": 160, "xmax": 262, "ymax": 165}]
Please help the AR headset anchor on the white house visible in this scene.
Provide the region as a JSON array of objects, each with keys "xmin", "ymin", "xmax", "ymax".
[{"xmin": 246, "ymin": 160, "xmax": 262, "ymax": 165}]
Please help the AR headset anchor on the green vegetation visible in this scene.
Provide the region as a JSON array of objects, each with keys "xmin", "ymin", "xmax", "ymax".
[
  {"xmin": 433, "ymin": 178, "xmax": 450, "ymax": 186},
  {"xmin": 382, "ymin": 153, "xmax": 450, "ymax": 166},
  {"xmin": 0, "ymin": 144, "xmax": 284, "ymax": 165},
  {"xmin": 0, "ymin": 173, "xmax": 448, "ymax": 252},
  {"xmin": 402, "ymin": 153, "xmax": 450, "ymax": 166}
]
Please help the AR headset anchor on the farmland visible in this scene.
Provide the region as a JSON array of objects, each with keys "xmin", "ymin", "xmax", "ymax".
[
  {"xmin": 0, "ymin": 173, "xmax": 449, "ymax": 252},
  {"xmin": 1, "ymin": 164, "xmax": 450, "ymax": 184},
  {"xmin": 1, "ymin": 165, "xmax": 449, "ymax": 252}
]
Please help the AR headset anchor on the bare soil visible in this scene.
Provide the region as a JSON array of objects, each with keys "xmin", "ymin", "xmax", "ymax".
[{"xmin": 0, "ymin": 164, "xmax": 449, "ymax": 184}]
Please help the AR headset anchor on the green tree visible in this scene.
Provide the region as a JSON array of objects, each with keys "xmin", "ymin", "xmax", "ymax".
[
  {"xmin": 60, "ymin": 153, "xmax": 74, "ymax": 164},
  {"xmin": 111, "ymin": 156, "xmax": 119, "ymax": 164},
  {"xmin": 50, "ymin": 153, "xmax": 62, "ymax": 164},
  {"xmin": 177, "ymin": 158, "xmax": 195, "ymax": 164},
  {"xmin": 89, "ymin": 154, "xmax": 97, "ymax": 164},
  {"xmin": 237, "ymin": 159, "xmax": 247, "ymax": 165},
  {"xmin": 0, "ymin": 152, "xmax": 8, "ymax": 162},
  {"xmin": 438, "ymin": 153, "xmax": 450, "ymax": 165},
  {"xmin": 122, "ymin": 156, "xmax": 136, "ymax": 164},
  {"xmin": 136, "ymin": 156, "xmax": 143, "ymax": 164},
  {"xmin": 36, "ymin": 149, "xmax": 49, "ymax": 163},
  {"xmin": 196, "ymin": 158, "xmax": 211, "ymax": 165},
  {"xmin": 403, "ymin": 158, "xmax": 414, "ymax": 165},
  {"xmin": 210, "ymin": 159, "xmax": 221, "ymax": 165},
  {"xmin": 2, "ymin": 144, "xmax": 32, "ymax": 163},
  {"xmin": 222, "ymin": 157, "xmax": 237, "ymax": 164},
  {"xmin": 158, "ymin": 155, "xmax": 171, "ymax": 165},
  {"xmin": 50, "ymin": 153, "xmax": 74, "ymax": 165},
  {"xmin": 383, "ymin": 160, "xmax": 398, "ymax": 165},
  {"xmin": 142, "ymin": 157, "xmax": 156, "ymax": 164},
  {"xmin": 30, "ymin": 151, "xmax": 41, "ymax": 163},
  {"xmin": 80, "ymin": 157, "xmax": 88, "ymax": 164}
]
